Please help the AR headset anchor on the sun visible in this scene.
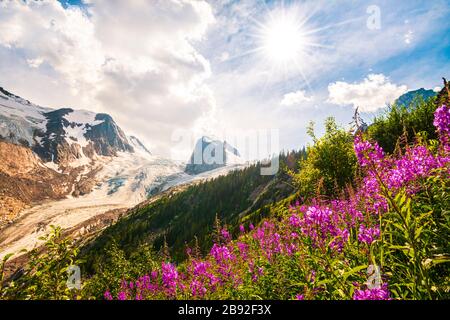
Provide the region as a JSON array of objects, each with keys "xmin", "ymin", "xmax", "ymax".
[
  {"xmin": 247, "ymin": 4, "xmax": 324, "ymax": 83},
  {"xmin": 262, "ymin": 17, "xmax": 306, "ymax": 64},
  {"xmin": 227, "ymin": 3, "xmax": 335, "ymax": 87}
]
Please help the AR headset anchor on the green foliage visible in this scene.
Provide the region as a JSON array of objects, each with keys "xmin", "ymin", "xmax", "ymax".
[
  {"xmin": 367, "ymin": 97, "xmax": 438, "ymax": 154},
  {"xmin": 3, "ymin": 226, "xmax": 82, "ymax": 300},
  {"xmin": 377, "ymin": 169, "xmax": 450, "ymax": 299},
  {"xmin": 291, "ymin": 117, "xmax": 357, "ymax": 198},
  {"xmin": 0, "ymin": 253, "xmax": 14, "ymax": 298},
  {"xmin": 82, "ymin": 242, "xmax": 160, "ymax": 299}
]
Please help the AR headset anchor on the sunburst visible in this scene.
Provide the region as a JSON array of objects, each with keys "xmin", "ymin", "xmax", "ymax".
[{"xmin": 224, "ymin": 3, "xmax": 358, "ymax": 91}]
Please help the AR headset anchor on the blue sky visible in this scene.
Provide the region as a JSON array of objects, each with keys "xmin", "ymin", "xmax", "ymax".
[
  {"xmin": 1, "ymin": 0, "xmax": 449, "ymax": 158},
  {"xmin": 58, "ymin": 0, "xmax": 85, "ymax": 8},
  {"xmin": 196, "ymin": 0, "xmax": 450, "ymax": 151}
]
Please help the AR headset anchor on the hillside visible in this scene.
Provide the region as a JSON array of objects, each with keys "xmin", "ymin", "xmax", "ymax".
[{"xmin": 82, "ymin": 150, "xmax": 303, "ymax": 269}]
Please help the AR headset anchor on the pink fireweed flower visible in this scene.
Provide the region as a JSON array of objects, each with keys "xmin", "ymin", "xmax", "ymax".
[
  {"xmin": 236, "ymin": 242, "xmax": 249, "ymax": 259},
  {"xmin": 192, "ymin": 261, "xmax": 211, "ymax": 276},
  {"xmin": 258, "ymin": 267, "xmax": 264, "ymax": 275},
  {"xmin": 330, "ymin": 228, "xmax": 350, "ymax": 251},
  {"xmin": 289, "ymin": 214, "xmax": 301, "ymax": 227},
  {"xmin": 386, "ymin": 145, "xmax": 446, "ymax": 190},
  {"xmin": 221, "ymin": 228, "xmax": 231, "ymax": 242},
  {"xmin": 104, "ymin": 291, "xmax": 113, "ymax": 300},
  {"xmin": 161, "ymin": 262, "xmax": 178, "ymax": 296},
  {"xmin": 190, "ymin": 279, "xmax": 207, "ymax": 297},
  {"xmin": 434, "ymin": 105, "xmax": 450, "ymax": 147},
  {"xmin": 210, "ymin": 244, "xmax": 234, "ymax": 264},
  {"xmin": 295, "ymin": 294, "xmax": 305, "ymax": 300},
  {"xmin": 117, "ymin": 291, "xmax": 127, "ymax": 300},
  {"xmin": 239, "ymin": 224, "xmax": 245, "ymax": 233},
  {"xmin": 353, "ymin": 283, "xmax": 391, "ymax": 300},
  {"xmin": 285, "ymin": 242, "xmax": 298, "ymax": 255},
  {"xmin": 304, "ymin": 206, "xmax": 332, "ymax": 225},
  {"xmin": 299, "ymin": 206, "xmax": 340, "ymax": 247},
  {"xmin": 358, "ymin": 224, "xmax": 380, "ymax": 245},
  {"xmin": 354, "ymin": 135, "xmax": 385, "ymax": 167},
  {"xmin": 330, "ymin": 199, "xmax": 362, "ymax": 225}
]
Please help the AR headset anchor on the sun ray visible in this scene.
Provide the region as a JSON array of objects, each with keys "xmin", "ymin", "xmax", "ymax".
[
  {"xmin": 237, "ymin": 2, "xmax": 357, "ymax": 93},
  {"xmin": 223, "ymin": 2, "xmax": 360, "ymax": 93},
  {"xmin": 301, "ymin": 17, "xmax": 364, "ymax": 37}
]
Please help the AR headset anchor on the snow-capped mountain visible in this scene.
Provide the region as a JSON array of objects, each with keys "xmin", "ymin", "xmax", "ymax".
[
  {"xmin": 185, "ymin": 136, "xmax": 242, "ymax": 175},
  {"xmin": 0, "ymin": 87, "xmax": 137, "ymax": 170},
  {"xmin": 0, "ymin": 86, "xmax": 157, "ymax": 223},
  {"xmin": 0, "ymin": 87, "xmax": 51, "ymax": 146}
]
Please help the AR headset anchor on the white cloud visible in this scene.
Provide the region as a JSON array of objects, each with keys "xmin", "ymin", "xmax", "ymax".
[
  {"xmin": 280, "ymin": 90, "xmax": 313, "ymax": 106},
  {"xmin": 219, "ymin": 51, "xmax": 230, "ymax": 62},
  {"xmin": 404, "ymin": 30, "xmax": 414, "ymax": 44},
  {"xmin": 0, "ymin": 0, "xmax": 215, "ymax": 157},
  {"xmin": 327, "ymin": 74, "xmax": 408, "ymax": 112},
  {"xmin": 26, "ymin": 57, "xmax": 44, "ymax": 68}
]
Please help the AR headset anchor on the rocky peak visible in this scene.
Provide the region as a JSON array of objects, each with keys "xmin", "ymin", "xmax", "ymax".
[
  {"xmin": 84, "ymin": 113, "xmax": 134, "ymax": 157},
  {"xmin": 185, "ymin": 136, "xmax": 241, "ymax": 175}
]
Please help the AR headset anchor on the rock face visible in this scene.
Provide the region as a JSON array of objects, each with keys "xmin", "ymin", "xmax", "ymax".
[
  {"xmin": 0, "ymin": 140, "xmax": 72, "ymax": 223},
  {"xmin": 32, "ymin": 109, "xmax": 134, "ymax": 166},
  {"xmin": 32, "ymin": 107, "xmax": 77, "ymax": 164},
  {"xmin": 84, "ymin": 113, "xmax": 134, "ymax": 156},
  {"xmin": 185, "ymin": 136, "xmax": 241, "ymax": 175}
]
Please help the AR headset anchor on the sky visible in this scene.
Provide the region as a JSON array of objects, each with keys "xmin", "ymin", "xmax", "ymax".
[{"xmin": 0, "ymin": 0, "xmax": 449, "ymax": 160}]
